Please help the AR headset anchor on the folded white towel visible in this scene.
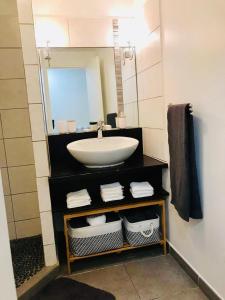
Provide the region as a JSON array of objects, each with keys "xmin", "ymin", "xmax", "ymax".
[
  {"xmin": 101, "ymin": 195, "xmax": 125, "ymax": 202},
  {"xmin": 67, "ymin": 189, "xmax": 90, "ymax": 198},
  {"xmin": 130, "ymin": 189, "xmax": 154, "ymax": 198},
  {"xmin": 67, "ymin": 190, "xmax": 90, "ymax": 201},
  {"xmin": 67, "ymin": 198, "xmax": 91, "ymax": 205},
  {"xmin": 67, "ymin": 200, "xmax": 91, "ymax": 209},
  {"xmin": 130, "ymin": 182, "xmax": 154, "ymax": 192},
  {"xmin": 100, "ymin": 182, "xmax": 123, "ymax": 191},
  {"xmin": 66, "ymin": 189, "xmax": 91, "ymax": 208},
  {"xmin": 86, "ymin": 214, "xmax": 106, "ymax": 226},
  {"xmin": 101, "ymin": 191, "xmax": 123, "ymax": 197}
]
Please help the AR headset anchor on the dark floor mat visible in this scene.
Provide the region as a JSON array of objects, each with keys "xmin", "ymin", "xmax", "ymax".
[
  {"xmin": 33, "ymin": 277, "xmax": 115, "ymax": 300},
  {"xmin": 10, "ymin": 235, "xmax": 44, "ymax": 287}
]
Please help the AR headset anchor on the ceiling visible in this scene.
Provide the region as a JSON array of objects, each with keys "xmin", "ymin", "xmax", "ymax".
[{"xmin": 32, "ymin": 0, "xmax": 136, "ymax": 18}]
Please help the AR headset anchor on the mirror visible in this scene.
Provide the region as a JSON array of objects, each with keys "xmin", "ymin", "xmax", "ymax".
[{"xmin": 39, "ymin": 47, "xmax": 138, "ymax": 134}]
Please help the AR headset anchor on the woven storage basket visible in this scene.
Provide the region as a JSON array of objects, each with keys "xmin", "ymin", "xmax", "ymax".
[
  {"xmin": 123, "ymin": 213, "xmax": 161, "ymax": 246},
  {"xmin": 68, "ymin": 213, "xmax": 123, "ymax": 256}
]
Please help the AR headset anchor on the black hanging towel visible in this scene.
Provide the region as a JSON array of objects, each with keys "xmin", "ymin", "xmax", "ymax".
[{"xmin": 167, "ymin": 103, "xmax": 202, "ymax": 221}]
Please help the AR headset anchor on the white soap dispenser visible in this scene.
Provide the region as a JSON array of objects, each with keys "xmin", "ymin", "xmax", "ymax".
[{"xmin": 117, "ymin": 111, "xmax": 126, "ymax": 129}]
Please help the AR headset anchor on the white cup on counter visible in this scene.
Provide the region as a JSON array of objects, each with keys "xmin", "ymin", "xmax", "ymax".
[
  {"xmin": 56, "ymin": 120, "xmax": 68, "ymax": 134},
  {"xmin": 104, "ymin": 124, "xmax": 112, "ymax": 130},
  {"xmin": 67, "ymin": 120, "xmax": 76, "ymax": 133}
]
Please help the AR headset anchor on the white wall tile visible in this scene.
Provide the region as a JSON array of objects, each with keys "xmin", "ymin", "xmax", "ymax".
[
  {"xmin": 34, "ymin": 16, "xmax": 69, "ymax": 47},
  {"xmin": 142, "ymin": 127, "xmax": 167, "ymax": 161},
  {"xmin": 137, "ymin": 62, "xmax": 163, "ymax": 100},
  {"xmin": 136, "ymin": 27, "xmax": 161, "ymax": 73},
  {"xmin": 139, "ymin": 97, "xmax": 165, "ymax": 129},
  {"xmin": 123, "ymin": 76, "xmax": 138, "ymax": 104},
  {"xmin": 44, "ymin": 244, "xmax": 58, "ymax": 266},
  {"xmin": 29, "ymin": 104, "xmax": 46, "ymax": 141},
  {"xmin": 144, "ymin": 0, "xmax": 160, "ymax": 33},
  {"xmin": 25, "ymin": 65, "xmax": 42, "ymax": 103},
  {"xmin": 17, "ymin": 0, "xmax": 33, "ymax": 24},
  {"xmin": 20, "ymin": 24, "xmax": 38, "ymax": 64},
  {"xmin": 69, "ymin": 18, "xmax": 114, "ymax": 47},
  {"xmin": 121, "ymin": 54, "xmax": 136, "ymax": 81},
  {"xmin": 40, "ymin": 211, "xmax": 55, "ymax": 245},
  {"xmin": 33, "ymin": 141, "xmax": 49, "ymax": 177},
  {"xmin": 36, "ymin": 177, "xmax": 52, "ymax": 212},
  {"xmin": 124, "ymin": 102, "xmax": 139, "ymax": 127}
]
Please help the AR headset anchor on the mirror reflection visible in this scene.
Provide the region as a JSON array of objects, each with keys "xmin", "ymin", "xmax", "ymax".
[{"xmin": 39, "ymin": 47, "xmax": 138, "ymax": 134}]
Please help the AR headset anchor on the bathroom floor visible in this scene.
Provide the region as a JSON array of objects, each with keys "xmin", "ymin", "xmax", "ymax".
[{"xmin": 68, "ymin": 255, "xmax": 208, "ymax": 300}]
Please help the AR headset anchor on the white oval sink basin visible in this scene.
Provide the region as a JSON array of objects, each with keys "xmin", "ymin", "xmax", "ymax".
[{"xmin": 67, "ymin": 136, "xmax": 139, "ymax": 168}]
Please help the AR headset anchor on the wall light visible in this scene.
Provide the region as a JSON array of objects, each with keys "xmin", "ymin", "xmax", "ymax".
[{"xmin": 122, "ymin": 41, "xmax": 135, "ymax": 65}]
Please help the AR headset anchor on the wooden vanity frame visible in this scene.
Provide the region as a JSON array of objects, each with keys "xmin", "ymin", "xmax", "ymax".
[{"xmin": 64, "ymin": 199, "xmax": 167, "ymax": 274}]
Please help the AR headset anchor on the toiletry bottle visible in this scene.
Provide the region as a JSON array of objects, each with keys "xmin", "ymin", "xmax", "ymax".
[{"xmin": 118, "ymin": 112, "xmax": 126, "ymax": 129}]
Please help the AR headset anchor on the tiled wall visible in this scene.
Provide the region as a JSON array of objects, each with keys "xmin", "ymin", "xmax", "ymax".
[
  {"xmin": 135, "ymin": 0, "xmax": 167, "ymax": 161},
  {"xmin": 0, "ymin": 0, "xmax": 57, "ymax": 266},
  {"xmin": 16, "ymin": 0, "xmax": 57, "ymax": 266},
  {"xmin": 0, "ymin": 0, "xmax": 40, "ymax": 240},
  {"xmin": 121, "ymin": 49, "xmax": 139, "ymax": 127}
]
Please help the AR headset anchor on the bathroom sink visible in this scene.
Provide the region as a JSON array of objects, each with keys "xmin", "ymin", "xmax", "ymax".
[{"xmin": 67, "ymin": 136, "xmax": 139, "ymax": 168}]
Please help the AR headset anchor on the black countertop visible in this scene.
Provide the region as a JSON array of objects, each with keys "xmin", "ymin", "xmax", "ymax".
[{"xmin": 49, "ymin": 155, "xmax": 168, "ymax": 180}]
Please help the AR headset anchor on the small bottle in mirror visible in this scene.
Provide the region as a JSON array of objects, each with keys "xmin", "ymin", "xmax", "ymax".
[
  {"xmin": 67, "ymin": 120, "xmax": 76, "ymax": 133},
  {"xmin": 116, "ymin": 112, "xmax": 126, "ymax": 129},
  {"xmin": 56, "ymin": 120, "xmax": 68, "ymax": 134},
  {"xmin": 89, "ymin": 122, "xmax": 98, "ymax": 131}
]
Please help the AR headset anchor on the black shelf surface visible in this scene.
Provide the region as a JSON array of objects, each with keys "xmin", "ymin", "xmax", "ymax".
[
  {"xmin": 59, "ymin": 188, "xmax": 169, "ymax": 215},
  {"xmin": 49, "ymin": 155, "xmax": 168, "ymax": 213},
  {"xmin": 50, "ymin": 155, "xmax": 168, "ymax": 181}
]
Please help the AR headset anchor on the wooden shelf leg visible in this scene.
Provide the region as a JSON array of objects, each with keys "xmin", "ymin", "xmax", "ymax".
[
  {"xmin": 64, "ymin": 217, "xmax": 72, "ymax": 274},
  {"xmin": 161, "ymin": 202, "xmax": 167, "ymax": 255}
]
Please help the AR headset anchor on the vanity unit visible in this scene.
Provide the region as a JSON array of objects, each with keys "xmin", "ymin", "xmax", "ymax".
[{"xmin": 48, "ymin": 128, "xmax": 168, "ymax": 273}]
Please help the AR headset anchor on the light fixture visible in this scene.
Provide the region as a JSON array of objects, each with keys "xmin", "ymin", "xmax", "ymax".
[
  {"xmin": 122, "ymin": 41, "xmax": 135, "ymax": 65},
  {"xmin": 43, "ymin": 40, "xmax": 51, "ymax": 67}
]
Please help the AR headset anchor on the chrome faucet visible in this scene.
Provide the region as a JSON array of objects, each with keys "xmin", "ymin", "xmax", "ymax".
[{"xmin": 97, "ymin": 121, "xmax": 104, "ymax": 139}]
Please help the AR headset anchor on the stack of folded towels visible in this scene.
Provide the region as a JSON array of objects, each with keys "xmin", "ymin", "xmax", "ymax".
[
  {"xmin": 66, "ymin": 189, "xmax": 91, "ymax": 209},
  {"xmin": 100, "ymin": 182, "xmax": 124, "ymax": 202},
  {"xmin": 130, "ymin": 181, "xmax": 154, "ymax": 198}
]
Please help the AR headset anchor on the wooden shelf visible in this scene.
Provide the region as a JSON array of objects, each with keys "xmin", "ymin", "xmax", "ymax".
[
  {"xmin": 69, "ymin": 241, "xmax": 164, "ymax": 262},
  {"xmin": 64, "ymin": 199, "xmax": 164, "ymax": 220},
  {"xmin": 64, "ymin": 198, "xmax": 167, "ymax": 274}
]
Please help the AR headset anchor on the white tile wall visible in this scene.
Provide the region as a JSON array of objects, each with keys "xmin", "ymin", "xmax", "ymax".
[
  {"xmin": 124, "ymin": 102, "xmax": 139, "ymax": 127},
  {"xmin": 29, "ymin": 104, "xmax": 46, "ymax": 141},
  {"xmin": 136, "ymin": 27, "xmax": 161, "ymax": 73},
  {"xmin": 123, "ymin": 76, "xmax": 138, "ymax": 104},
  {"xmin": 69, "ymin": 18, "xmax": 114, "ymax": 47},
  {"xmin": 17, "ymin": 0, "xmax": 33, "ymax": 24},
  {"xmin": 137, "ymin": 62, "xmax": 163, "ymax": 100},
  {"xmin": 142, "ymin": 127, "xmax": 167, "ymax": 161},
  {"xmin": 33, "ymin": 141, "xmax": 50, "ymax": 177},
  {"xmin": 44, "ymin": 244, "xmax": 58, "ymax": 266},
  {"xmin": 36, "ymin": 177, "xmax": 52, "ymax": 212},
  {"xmin": 20, "ymin": 24, "xmax": 38, "ymax": 64},
  {"xmin": 144, "ymin": 0, "xmax": 160, "ymax": 33},
  {"xmin": 121, "ymin": 55, "xmax": 136, "ymax": 81},
  {"xmin": 34, "ymin": 16, "xmax": 69, "ymax": 47},
  {"xmin": 40, "ymin": 211, "xmax": 55, "ymax": 245},
  {"xmin": 139, "ymin": 97, "xmax": 165, "ymax": 129},
  {"xmin": 18, "ymin": 0, "xmax": 57, "ymax": 266},
  {"xmin": 25, "ymin": 65, "xmax": 42, "ymax": 103}
]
